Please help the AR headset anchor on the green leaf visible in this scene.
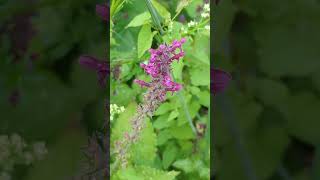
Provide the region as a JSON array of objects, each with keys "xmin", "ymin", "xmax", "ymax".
[
  {"xmin": 218, "ymin": 126, "xmax": 289, "ymax": 180},
  {"xmin": 189, "ymin": 86, "xmax": 201, "ymax": 96},
  {"xmin": 137, "ymin": 24, "xmax": 154, "ymax": 58},
  {"xmin": 254, "ymin": 21, "xmax": 320, "ymax": 77},
  {"xmin": 185, "ymin": 0, "xmax": 203, "ymax": 18},
  {"xmin": 114, "ymin": 165, "xmax": 179, "ymax": 180},
  {"xmin": 153, "ymin": 114, "xmax": 172, "ymax": 130},
  {"xmin": 169, "ymin": 123, "xmax": 195, "ymax": 140},
  {"xmin": 172, "ymin": 158, "xmax": 194, "ymax": 173},
  {"xmin": 131, "ymin": 117, "xmax": 157, "ymax": 166},
  {"xmin": 112, "ymin": 103, "xmax": 157, "ymax": 166},
  {"xmin": 171, "ymin": 59, "xmax": 184, "ymax": 81},
  {"xmin": 162, "ymin": 142, "xmax": 178, "ymax": 169},
  {"xmin": 247, "ymin": 77, "xmax": 289, "ymax": 112},
  {"xmin": 157, "ymin": 129, "xmax": 173, "ymax": 146},
  {"xmin": 190, "ymin": 68, "xmax": 210, "ymax": 86},
  {"xmin": 25, "ymin": 131, "xmax": 86, "ymax": 180},
  {"xmin": 154, "ymin": 102, "xmax": 175, "ymax": 116},
  {"xmin": 176, "ymin": 0, "xmax": 191, "ymax": 14},
  {"xmin": 197, "ymin": 90, "xmax": 210, "ymax": 108},
  {"xmin": 283, "ymin": 92, "xmax": 320, "ymax": 145},
  {"xmin": 151, "ymin": 0, "xmax": 171, "ymax": 20},
  {"xmin": 126, "ymin": 11, "xmax": 151, "ymax": 28},
  {"xmin": 168, "ymin": 110, "xmax": 179, "ymax": 122}
]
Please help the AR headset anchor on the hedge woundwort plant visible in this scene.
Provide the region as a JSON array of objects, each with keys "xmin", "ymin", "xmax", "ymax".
[{"xmin": 113, "ymin": 38, "xmax": 186, "ymax": 169}]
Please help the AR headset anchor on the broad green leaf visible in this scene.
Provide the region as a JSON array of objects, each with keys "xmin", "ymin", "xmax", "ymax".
[
  {"xmin": 154, "ymin": 102, "xmax": 175, "ymax": 116},
  {"xmin": 197, "ymin": 90, "xmax": 210, "ymax": 108},
  {"xmin": 153, "ymin": 114, "xmax": 172, "ymax": 130},
  {"xmin": 189, "ymin": 86, "xmax": 201, "ymax": 96},
  {"xmin": 169, "ymin": 123, "xmax": 195, "ymax": 140},
  {"xmin": 168, "ymin": 110, "xmax": 179, "ymax": 122},
  {"xmin": 162, "ymin": 142, "xmax": 178, "ymax": 169},
  {"xmin": 190, "ymin": 68, "xmax": 210, "ymax": 86},
  {"xmin": 247, "ymin": 77, "xmax": 289, "ymax": 111},
  {"xmin": 112, "ymin": 103, "xmax": 157, "ymax": 166},
  {"xmin": 283, "ymin": 92, "xmax": 320, "ymax": 145},
  {"xmin": 157, "ymin": 129, "xmax": 173, "ymax": 146},
  {"xmin": 219, "ymin": 126, "xmax": 289, "ymax": 180},
  {"xmin": 185, "ymin": 0, "xmax": 203, "ymax": 18},
  {"xmin": 126, "ymin": 11, "xmax": 151, "ymax": 28},
  {"xmin": 137, "ymin": 24, "xmax": 154, "ymax": 58},
  {"xmin": 171, "ymin": 59, "xmax": 184, "ymax": 81},
  {"xmin": 131, "ymin": 117, "xmax": 157, "ymax": 165},
  {"xmin": 114, "ymin": 165, "xmax": 179, "ymax": 180},
  {"xmin": 254, "ymin": 20, "xmax": 320, "ymax": 77},
  {"xmin": 151, "ymin": 0, "xmax": 171, "ymax": 20},
  {"xmin": 25, "ymin": 131, "xmax": 86, "ymax": 180},
  {"xmin": 172, "ymin": 158, "xmax": 193, "ymax": 173}
]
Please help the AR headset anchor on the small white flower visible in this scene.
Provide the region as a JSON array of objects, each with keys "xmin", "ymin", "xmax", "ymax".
[
  {"xmin": 205, "ymin": 25, "xmax": 210, "ymax": 30},
  {"xmin": 187, "ymin": 21, "xmax": 196, "ymax": 27},
  {"xmin": 204, "ymin": 4, "xmax": 210, "ymax": 12},
  {"xmin": 120, "ymin": 106, "xmax": 125, "ymax": 112},
  {"xmin": 201, "ymin": 12, "xmax": 210, "ymax": 18}
]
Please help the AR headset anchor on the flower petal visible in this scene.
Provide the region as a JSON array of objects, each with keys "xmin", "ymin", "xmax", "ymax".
[
  {"xmin": 96, "ymin": 4, "xmax": 108, "ymax": 21},
  {"xmin": 211, "ymin": 68, "xmax": 231, "ymax": 94}
]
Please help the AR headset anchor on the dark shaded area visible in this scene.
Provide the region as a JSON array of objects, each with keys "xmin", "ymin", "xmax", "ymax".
[
  {"xmin": 213, "ymin": 0, "xmax": 320, "ymax": 179},
  {"xmin": 0, "ymin": 0, "xmax": 106, "ymax": 179}
]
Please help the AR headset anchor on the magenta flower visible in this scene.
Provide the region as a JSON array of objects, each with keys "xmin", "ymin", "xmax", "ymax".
[
  {"xmin": 79, "ymin": 55, "xmax": 108, "ymax": 87},
  {"xmin": 96, "ymin": 4, "xmax": 109, "ymax": 21},
  {"xmin": 211, "ymin": 68, "xmax": 231, "ymax": 94},
  {"xmin": 134, "ymin": 38, "xmax": 186, "ymax": 100}
]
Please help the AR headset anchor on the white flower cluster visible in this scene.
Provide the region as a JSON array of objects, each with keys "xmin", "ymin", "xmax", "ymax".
[
  {"xmin": 0, "ymin": 134, "xmax": 47, "ymax": 179},
  {"xmin": 110, "ymin": 104, "xmax": 125, "ymax": 121},
  {"xmin": 187, "ymin": 20, "xmax": 198, "ymax": 27},
  {"xmin": 201, "ymin": 3, "xmax": 210, "ymax": 18},
  {"xmin": 180, "ymin": 3, "xmax": 210, "ymax": 34}
]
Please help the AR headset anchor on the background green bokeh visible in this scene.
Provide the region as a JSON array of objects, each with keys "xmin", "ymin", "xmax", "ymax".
[
  {"xmin": 213, "ymin": 0, "xmax": 320, "ymax": 179},
  {"xmin": 0, "ymin": 0, "xmax": 106, "ymax": 179}
]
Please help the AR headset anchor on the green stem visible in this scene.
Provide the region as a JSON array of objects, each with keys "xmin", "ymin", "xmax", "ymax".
[
  {"xmin": 144, "ymin": 0, "xmax": 164, "ymax": 35},
  {"xmin": 177, "ymin": 91, "xmax": 198, "ymax": 136}
]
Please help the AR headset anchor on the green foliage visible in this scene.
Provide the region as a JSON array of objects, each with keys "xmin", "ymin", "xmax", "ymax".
[
  {"xmin": 214, "ymin": 0, "xmax": 320, "ymax": 179},
  {"xmin": 0, "ymin": 0, "xmax": 106, "ymax": 178},
  {"xmin": 111, "ymin": 0, "xmax": 210, "ymax": 179}
]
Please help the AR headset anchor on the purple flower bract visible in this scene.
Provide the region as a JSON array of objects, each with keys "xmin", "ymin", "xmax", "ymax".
[
  {"xmin": 211, "ymin": 68, "xmax": 231, "ymax": 94},
  {"xmin": 134, "ymin": 38, "xmax": 186, "ymax": 98},
  {"xmin": 96, "ymin": 4, "xmax": 109, "ymax": 21},
  {"xmin": 79, "ymin": 55, "xmax": 108, "ymax": 87}
]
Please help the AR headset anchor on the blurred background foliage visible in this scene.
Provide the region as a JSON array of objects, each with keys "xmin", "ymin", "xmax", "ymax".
[
  {"xmin": 0, "ymin": 0, "xmax": 106, "ymax": 179},
  {"xmin": 110, "ymin": 0, "xmax": 210, "ymax": 179},
  {"xmin": 213, "ymin": 0, "xmax": 320, "ymax": 180}
]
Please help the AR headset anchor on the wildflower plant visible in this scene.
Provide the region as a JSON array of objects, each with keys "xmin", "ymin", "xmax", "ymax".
[{"xmin": 110, "ymin": 0, "xmax": 211, "ymax": 179}]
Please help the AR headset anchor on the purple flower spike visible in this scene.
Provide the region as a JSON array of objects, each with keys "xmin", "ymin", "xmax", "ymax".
[
  {"xmin": 96, "ymin": 4, "xmax": 108, "ymax": 21},
  {"xmin": 211, "ymin": 68, "xmax": 231, "ymax": 94},
  {"xmin": 134, "ymin": 38, "xmax": 186, "ymax": 100},
  {"xmin": 134, "ymin": 79, "xmax": 151, "ymax": 88},
  {"xmin": 79, "ymin": 55, "xmax": 109, "ymax": 87}
]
